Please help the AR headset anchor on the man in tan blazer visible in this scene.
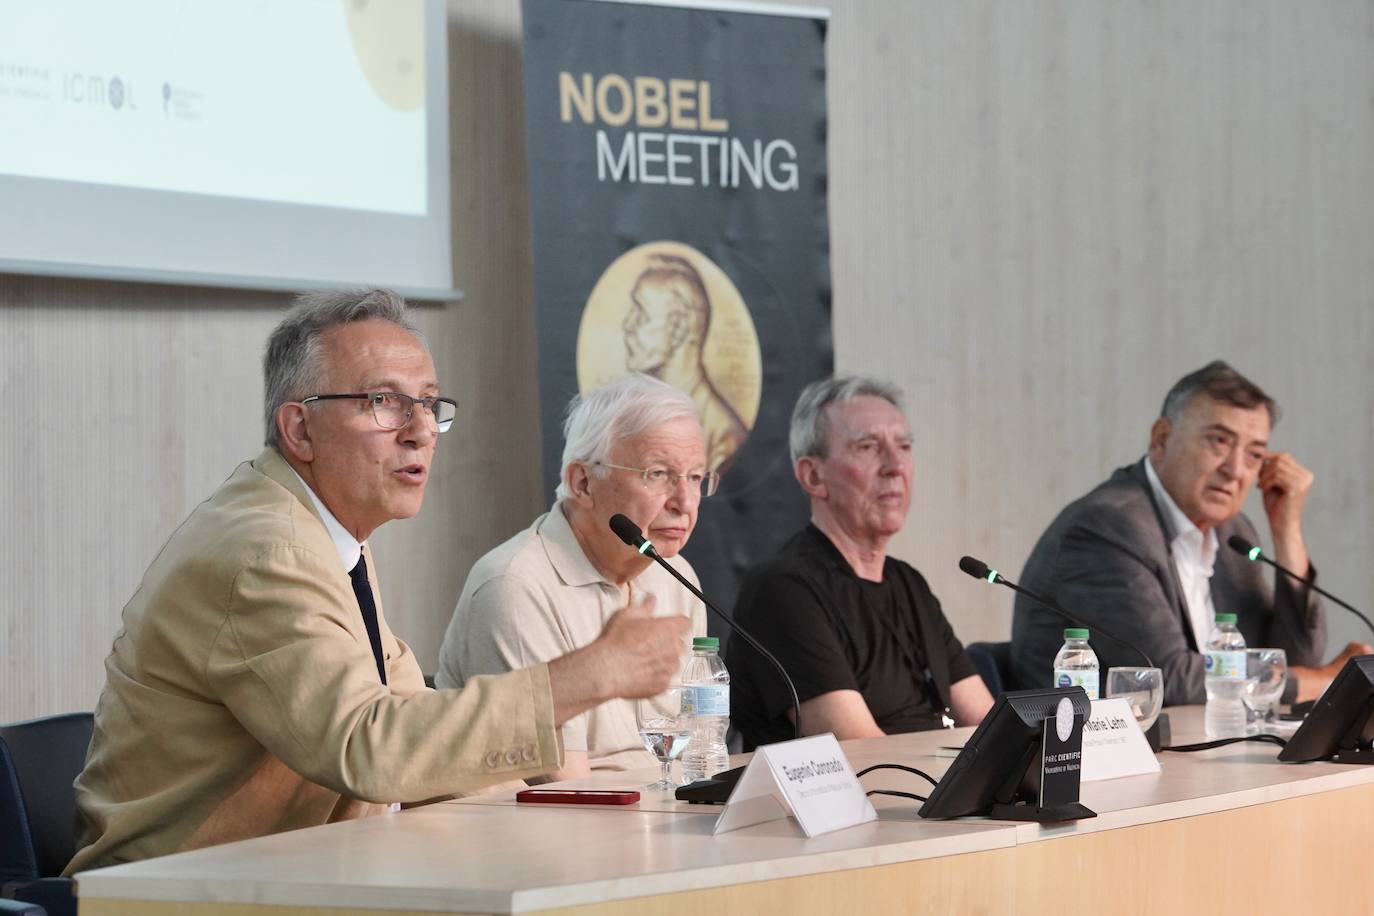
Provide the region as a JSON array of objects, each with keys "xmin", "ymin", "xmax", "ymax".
[{"xmin": 67, "ymin": 289, "xmax": 689, "ymax": 873}]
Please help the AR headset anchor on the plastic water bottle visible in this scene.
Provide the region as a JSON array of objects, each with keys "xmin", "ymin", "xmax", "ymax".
[
  {"xmin": 1052, "ymin": 628, "xmax": 1100, "ymax": 699},
  {"xmin": 680, "ymin": 636, "xmax": 730, "ymax": 783},
  {"xmin": 1204, "ymin": 612, "xmax": 1248, "ymax": 738}
]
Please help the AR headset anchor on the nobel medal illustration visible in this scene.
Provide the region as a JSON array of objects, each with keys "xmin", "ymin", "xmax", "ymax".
[
  {"xmin": 344, "ymin": 0, "xmax": 425, "ymax": 111},
  {"xmin": 578, "ymin": 242, "xmax": 762, "ymax": 473}
]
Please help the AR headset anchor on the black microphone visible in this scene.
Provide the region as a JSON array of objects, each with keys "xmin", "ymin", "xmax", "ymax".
[
  {"xmin": 1226, "ymin": 535, "xmax": 1374, "ymax": 642},
  {"xmin": 609, "ymin": 514, "xmax": 803, "ymax": 804},
  {"xmin": 959, "ymin": 555, "xmax": 1155, "ymax": 669},
  {"xmin": 610, "ymin": 513, "xmax": 800, "ymax": 738}
]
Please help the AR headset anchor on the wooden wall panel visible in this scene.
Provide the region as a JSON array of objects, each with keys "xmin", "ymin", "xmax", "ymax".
[{"xmin": 2, "ymin": 0, "xmax": 1371, "ymax": 721}]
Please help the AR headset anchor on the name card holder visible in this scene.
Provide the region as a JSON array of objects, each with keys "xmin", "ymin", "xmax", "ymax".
[
  {"xmin": 713, "ymin": 734, "xmax": 876, "ymax": 838},
  {"xmin": 1080, "ymin": 697, "xmax": 1162, "ymax": 782}
]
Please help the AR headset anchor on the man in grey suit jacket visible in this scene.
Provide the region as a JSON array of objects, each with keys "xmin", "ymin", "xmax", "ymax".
[{"xmin": 1011, "ymin": 361, "xmax": 1369, "ymax": 707}]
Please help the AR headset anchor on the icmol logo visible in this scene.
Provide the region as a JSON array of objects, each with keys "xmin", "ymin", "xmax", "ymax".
[
  {"xmin": 1056, "ymin": 673, "xmax": 1071, "ymax": 688},
  {"xmin": 62, "ymin": 72, "xmax": 138, "ymax": 111},
  {"xmin": 1204, "ymin": 653, "xmax": 1215, "ymax": 672}
]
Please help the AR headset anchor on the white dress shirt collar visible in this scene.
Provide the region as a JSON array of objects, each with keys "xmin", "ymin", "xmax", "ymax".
[
  {"xmin": 1143, "ymin": 456, "xmax": 1218, "ymax": 648},
  {"xmin": 286, "ymin": 466, "xmax": 364, "ymax": 572}
]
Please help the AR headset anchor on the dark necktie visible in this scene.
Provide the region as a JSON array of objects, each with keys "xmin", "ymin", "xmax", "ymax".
[{"xmin": 349, "ymin": 553, "xmax": 388, "ymax": 686}]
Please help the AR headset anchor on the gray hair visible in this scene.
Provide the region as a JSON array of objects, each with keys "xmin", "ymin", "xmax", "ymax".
[
  {"xmin": 262, "ymin": 288, "xmax": 426, "ymax": 447},
  {"xmin": 789, "ymin": 375, "xmax": 904, "ymax": 463},
  {"xmin": 556, "ymin": 374, "xmax": 701, "ymax": 501},
  {"xmin": 1160, "ymin": 360, "xmax": 1279, "ymax": 427}
]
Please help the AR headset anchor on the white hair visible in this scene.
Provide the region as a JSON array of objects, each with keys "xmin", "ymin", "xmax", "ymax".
[{"xmin": 555, "ymin": 374, "xmax": 701, "ymax": 502}]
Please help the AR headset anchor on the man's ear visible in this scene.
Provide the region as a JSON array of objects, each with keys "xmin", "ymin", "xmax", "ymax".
[
  {"xmin": 276, "ymin": 403, "xmax": 315, "ymax": 463},
  {"xmin": 795, "ymin": 456, "xmax": 827, "ymax": 501},
  {"xmin": 1148, "ymin": 417, "xmax": 1171, "ymax": 463},
  {"xmin": 667, "ymin": 310, "xmax": 690, "ymax": 349},
  {"xmin": 565, "ymin": 462, "xmax": 595, "ymax": 507}
]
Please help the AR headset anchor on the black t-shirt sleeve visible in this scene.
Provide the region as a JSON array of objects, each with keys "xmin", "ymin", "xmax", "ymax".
[{"xmin": 735, "ymin": 568, "xmax": 859, "ymax": 720}]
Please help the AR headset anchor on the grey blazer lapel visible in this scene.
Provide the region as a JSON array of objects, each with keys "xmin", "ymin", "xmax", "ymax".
[{"xmin": 1126, "ymin": 460, "xmax": 1198, "ymax": 652}]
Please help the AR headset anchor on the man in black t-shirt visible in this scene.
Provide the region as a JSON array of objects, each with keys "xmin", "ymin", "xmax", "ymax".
[{"xmin": 727, "ymin": 376, "xmax": 993, "ymax": 750}]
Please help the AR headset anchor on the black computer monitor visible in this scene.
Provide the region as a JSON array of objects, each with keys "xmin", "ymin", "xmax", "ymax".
[
  {"xmin": 1278, "ymin": 654, "xmax": 1374, "ymax": 764},
  {"xmin": 919, "ymin": 686, "xmax": 1094, "ymax": 822}
]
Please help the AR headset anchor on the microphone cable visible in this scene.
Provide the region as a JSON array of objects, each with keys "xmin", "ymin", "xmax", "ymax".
[
  {"xmin": 958, "ymin": 556, "xmax": 1155, "ymax": 669},
  {"xmin": 1227, "ymin": 535, "xmax": 1374, "ymax": 642},
  {"xmin": 1163, "ymin": 734, "xmax": 1287, "ymax": 752},
  {"xmin": 856, "ymin": 762, "xmax": 938, "ymax": 803},
  {"xmin": 609, "ymin": 513, "xmax": 802, "ymax": 739}
]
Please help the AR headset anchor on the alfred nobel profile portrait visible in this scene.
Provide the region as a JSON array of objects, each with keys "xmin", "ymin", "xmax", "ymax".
[{"xmin": 622, "ymin": 253, "xmax": 749, "ymax": 472}]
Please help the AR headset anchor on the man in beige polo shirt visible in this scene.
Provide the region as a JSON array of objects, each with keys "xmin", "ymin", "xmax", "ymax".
[
  {"xmin": 437, "ymin": 375, "xmax": 710, "ymax": 779},
  {"xmin": 67, "ymin": 290, "xmax": 689, "ymax": 873}
]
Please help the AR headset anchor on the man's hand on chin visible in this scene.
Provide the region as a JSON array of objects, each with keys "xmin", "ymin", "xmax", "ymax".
[{"xmin": 1260, "ymin": 451, "xmax": 1314, "ymax": 577}]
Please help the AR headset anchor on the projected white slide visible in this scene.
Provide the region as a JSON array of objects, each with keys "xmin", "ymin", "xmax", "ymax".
[
  {"xmin": 0, "ymin": 0, "xmax": 454, "ymax": 296},
  {"xmin": 0, "ymin": 1, "xmax": 425, "ymax": 213}
]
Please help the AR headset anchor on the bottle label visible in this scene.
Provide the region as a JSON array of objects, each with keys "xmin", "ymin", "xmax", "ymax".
[
  {"xmin": 683, "ymin": 684, "xmax": 730, "ymax": 717},
  {"xmin": 1205, "ymin": 650, "xmax": 1246, "ymax": 680},
  {"xmin": 1054, "ymin": 668, "xmax": 1099, "ymax": 700}
]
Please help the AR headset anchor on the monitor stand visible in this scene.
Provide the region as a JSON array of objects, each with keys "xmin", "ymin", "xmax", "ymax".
[
  {"xmin": 1332, "ymin": 745, "xmax": 1374, "ymax": 765},
  {"xmin": 675, "ymin": 764, "xmax": 746, "ymax": 804},
  {"xmin": 990, "ymin": 800, "xmax": 1096, "ymax": 823},
  {"xmin": 988, "ymin": 739, "xmax": 1097, "ymax": 823}
]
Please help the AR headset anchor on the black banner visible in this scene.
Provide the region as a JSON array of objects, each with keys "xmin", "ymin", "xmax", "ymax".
[{"xmin": 521, "ymin": 0, "xmax": 833, "ymax": 619}]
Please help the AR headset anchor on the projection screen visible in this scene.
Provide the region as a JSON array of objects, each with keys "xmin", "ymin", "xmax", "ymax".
[{"xmin": 0, "ymin": 0, "xmax": 456, "ymax": 298}]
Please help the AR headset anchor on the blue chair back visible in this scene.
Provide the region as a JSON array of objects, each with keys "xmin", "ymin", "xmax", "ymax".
[
  {"xmin": 0, "ymin": 712, "xmax": 93, "ymax": 916},
  {"xmin": 965, "ymin": 641, "xmax": 1015, "ymax": 697}
]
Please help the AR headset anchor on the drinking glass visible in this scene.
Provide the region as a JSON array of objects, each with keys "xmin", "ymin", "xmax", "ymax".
[
  {"xmin": 1105, "ymin": 667, "xmax": 1164, "ymax": 732},
  {"xmin": 1242, "ymin": 648, "xmax": 1288, "ymax": 734},
  {"xmin": 636, "ymin": 687, "xmax": 692, "ymax": 791}
]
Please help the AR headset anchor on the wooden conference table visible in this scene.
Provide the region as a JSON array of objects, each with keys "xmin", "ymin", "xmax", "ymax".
[{"xmin": 75, "ymin": 706, "xmax": 1373, "ymax": 915}]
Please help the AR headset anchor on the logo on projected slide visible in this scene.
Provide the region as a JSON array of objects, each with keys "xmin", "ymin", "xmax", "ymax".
[
  {"xmin": 577, "ymin": 241, "xmax": 761, "ymax": 474},
  {"xmin": 61, "ymin": 72, "xmax": 138, "ymax": 111},
  {"xmin": 0, "ymin": 62, "xmax": 52, "ymax": 101}
]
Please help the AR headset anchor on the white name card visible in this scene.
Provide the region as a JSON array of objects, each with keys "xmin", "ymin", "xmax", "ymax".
[
  {"xmin": 1080, "ymin": 697, "xmax": 1161, "ymax": 782},
  {"xmin": 713, "ymin": 734, "xmax": 876, "ymax": 838}
]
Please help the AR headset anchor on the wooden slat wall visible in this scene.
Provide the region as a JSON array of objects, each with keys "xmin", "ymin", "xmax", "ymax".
[{"xmin": 2, "ymin": 0, "xmax": 1371, "ymax": 721}]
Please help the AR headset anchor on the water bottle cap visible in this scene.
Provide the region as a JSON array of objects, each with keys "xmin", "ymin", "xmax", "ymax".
[
  {"xmin": 1214, "ymin": 613, "xmax": 1238, "ymax": 624},
  {"xmin": 692, "ymin": 637, "xmax": 720, "ymax": 650},
  {"xmin": 1064, "ymin": 627, "xmax": 1090, "ymax": 640}
]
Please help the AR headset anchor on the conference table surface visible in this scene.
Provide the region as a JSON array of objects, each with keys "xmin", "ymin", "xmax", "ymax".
[{"xmin": 75, "ymin": 706, "xmax": 1374, "ymax": 915}]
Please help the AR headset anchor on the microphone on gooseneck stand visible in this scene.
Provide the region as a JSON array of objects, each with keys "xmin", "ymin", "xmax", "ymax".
[
  {"xmin": 958, "ymin": 556, "xmax": 1155, "ymax": 668},
  {"xmin": 1226, "ymin": 535, "xmax": 1374, "ymax": 643},
  {"xmin": 609, "ymin": 514, "xmax": 802, "ymax": 804},
  {"xmin": 959, "ymin": 555, "xmax": 1169, "ymax": 751}
]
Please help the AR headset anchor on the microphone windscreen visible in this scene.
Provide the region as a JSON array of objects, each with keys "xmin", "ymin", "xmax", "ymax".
[
  {"xmin": 609, "ymin": 513, "xmax": 644, "ymax": 547},
  {"xmin": 1227, "ymin": 534, "xmax": 1258, "ymax": 557},
  {"xmin": 958, "ymin": 556, "xmax": 991, "ymax": 580}
]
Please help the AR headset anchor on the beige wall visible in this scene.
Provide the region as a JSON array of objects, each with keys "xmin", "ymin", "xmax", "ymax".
[{"xmin": 2, "ymin": 0, "xmax": 1371, "ymax": 721}]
